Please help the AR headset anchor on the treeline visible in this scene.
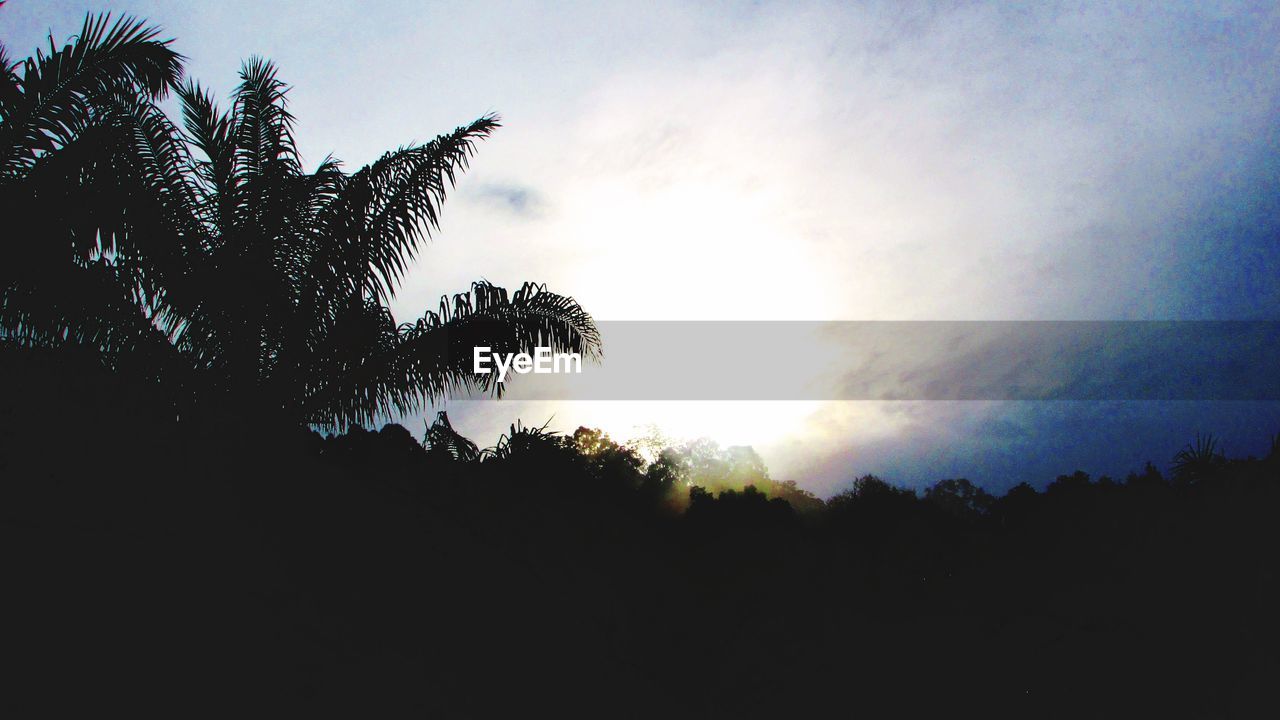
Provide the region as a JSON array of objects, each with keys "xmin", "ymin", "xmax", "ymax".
[
  {"xmin": 6, "ymin": 344, "xmax": 1280, "ymax": 717},
  {"xmin": 307, "ymin": 413, "xmax": 1280, "ymax": 718},
  {"xmin": 324, "ymin": 406, "xmax": 1280, "ymax": 535}
]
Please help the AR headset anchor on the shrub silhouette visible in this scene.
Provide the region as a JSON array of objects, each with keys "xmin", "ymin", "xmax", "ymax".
[{"xmin": 1171, "ymin": 433, "xmax": 1226, "ymax": 484}]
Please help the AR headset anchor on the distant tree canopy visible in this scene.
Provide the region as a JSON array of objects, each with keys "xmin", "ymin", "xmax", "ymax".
[
  {"xmin": 415, "ymin": 413, "xmax": 828, "ymax": 513},
  {"xmin": 375, "ymin": 406, "xmax": 1274, "ymax": 531},
  {"xmin": 923, "ymin": 477, "xmax": 995, "ymax": 518},
  {"xmin": 0, "ymin": 13, "xmax": 599, "ymax": 429}
]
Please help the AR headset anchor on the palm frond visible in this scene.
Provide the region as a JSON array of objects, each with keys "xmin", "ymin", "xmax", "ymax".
[
  {"xmin": 424, "ymin": 411, "xmax": 480, "ymax": 462},
  {"xmin": 480, "ymin": 418, "xmax": 561, "ymax": 462},
  {"xmin": 0, "ymin": 257, "xmax": 178, "ymax": 365},
  {"xmin": 176, "ymin": 80, "xmax": 235, "ymax": 223},
  {"xmin": 230, "ymin": 56, "xmax": 298, "ymax": 182},
  {"xmin": 105, "ymin": 91, "xmax": 208, "ymax": 333},
  {"xmin": 0, "ymin": 13, "xmax": 182, "ymax": 175},
  {"xmin": 331, "ymin": 115, "xmax": 500, "ymax": 301},
  {"xmin": 300, "ymin": 280, "xmax": 599, "ymax": 429},
  {"xmin": 108, "ymin": 90, "xmax": 205, "ymax": 254},
  {"xmin": 7, "ymin": 88, "xmax": 204, "ymax": 345},
  {"xmin": 0, "ymin": 42, "xmax": 21, "ymax": 121}
]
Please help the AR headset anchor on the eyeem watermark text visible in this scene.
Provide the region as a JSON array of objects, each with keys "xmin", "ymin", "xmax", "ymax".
[{"xmin": 473, "ymin": 347, "xmax": 582, "ymax": 383}]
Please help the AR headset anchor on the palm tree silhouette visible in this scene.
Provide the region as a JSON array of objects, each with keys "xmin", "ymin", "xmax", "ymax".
[{"xmin": 2, "ymin": 14, "xmax": 599, "ymax": 428}]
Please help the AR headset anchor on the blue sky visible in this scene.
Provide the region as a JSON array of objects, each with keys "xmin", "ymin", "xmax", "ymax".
[{"xmin": 5, "ymin": 1, "xmax": 1279, "ymax": 494}]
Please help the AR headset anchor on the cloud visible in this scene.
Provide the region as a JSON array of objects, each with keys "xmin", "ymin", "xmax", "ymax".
[{"xmin": 468, "ymin": 183, "xmax": 547, "ymax": 219}]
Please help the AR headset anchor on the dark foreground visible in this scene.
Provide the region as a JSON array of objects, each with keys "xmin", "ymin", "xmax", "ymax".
[{"xmin": 3, "ymin": 354, "xmax": 1278, "ymax": 718}]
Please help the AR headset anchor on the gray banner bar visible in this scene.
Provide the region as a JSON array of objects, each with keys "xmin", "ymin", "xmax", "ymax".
[{"xmin": 461, "ymin": 321, "xmax": 1280, "ymax": 401}]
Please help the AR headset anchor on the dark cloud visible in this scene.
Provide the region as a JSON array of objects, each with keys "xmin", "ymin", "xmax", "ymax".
[{"xmin": 788, "ymin": 400, "xmax": 1280, "ymax": 497}]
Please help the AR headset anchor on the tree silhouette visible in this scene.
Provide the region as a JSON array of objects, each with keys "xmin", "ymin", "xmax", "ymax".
[
  {"xmin": 1, "ymin": 14, "xmax": 600, "ymax": 428},
  {"xmin": 923, "ymin": 477, "xmax": 994, "ymax": 518}
]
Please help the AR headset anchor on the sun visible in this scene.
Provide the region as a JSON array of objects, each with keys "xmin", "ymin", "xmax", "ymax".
[{"xmin": 552, "ymin": 175, "xmax": 840, "ymax": 321}]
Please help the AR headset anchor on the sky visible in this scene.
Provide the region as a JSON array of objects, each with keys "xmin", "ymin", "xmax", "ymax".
[{"xmin": 4, "ymin": 1, "xmax": 1280, "ymax": 495}]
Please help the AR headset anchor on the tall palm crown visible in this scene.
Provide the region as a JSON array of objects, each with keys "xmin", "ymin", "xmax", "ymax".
[{"xmin": 1, "ymin": 14, "xmax": 599, "ymax": 428}]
